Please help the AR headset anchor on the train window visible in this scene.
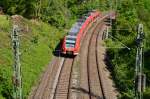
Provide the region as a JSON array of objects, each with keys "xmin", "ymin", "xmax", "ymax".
[
  {"xmin": 66, "ymin": 43, "xmax": 75, "ymax": 48},
  {"xmin": 66, "ymin": 36, "xmax": 76, "ymax": 48},
  {"xmin": 66, "ymin": 41, "xmax": 76, "ymax": 48},
  {"xmin": 66, "ymin": 37, "xmax": 76, "ymax": 41}
]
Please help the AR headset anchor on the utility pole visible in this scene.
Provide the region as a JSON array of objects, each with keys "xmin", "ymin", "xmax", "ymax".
[
  {"xmin": 135, "ymin": 24, "xmax": 146, "ymax": 99},
  {"xmin": 11, "ymin": 25, "xmax": 22, "ymax": 99}
]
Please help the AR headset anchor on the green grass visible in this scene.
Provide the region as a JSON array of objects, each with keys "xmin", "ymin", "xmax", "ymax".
[{"xmin": 0, "ymin": 15, "xmax": 66, "ymax": 98}]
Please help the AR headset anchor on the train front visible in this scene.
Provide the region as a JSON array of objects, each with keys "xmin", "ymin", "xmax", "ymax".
[{"xmin": 62, "ymin": 35, "xmax": 78, "ymax": 55}]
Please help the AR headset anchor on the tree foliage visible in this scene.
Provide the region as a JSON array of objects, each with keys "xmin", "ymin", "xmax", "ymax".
[
  {"xmin": 106, "ymin": 0, "xmax": 150, "ymax": 98},
  {"xmin": 0, "ymin": 0, "xmax": 150, "ymax": 99},
  {"xmin": 0, "ymin": 0, "xmax": 104, "ymax": 27}
]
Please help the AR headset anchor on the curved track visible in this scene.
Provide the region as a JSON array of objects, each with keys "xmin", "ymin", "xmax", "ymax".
[
  {"xmin": 28, "ymin": 16, "xmax": 99, "ymax": 99},
  {"xmin": 29, "ymin": 15, "xmax": 118, "ymax": 99},
  {"xmin": 79, "ymin": 20, "xmax": 106, "ymax": 99},
  {"xmin": 87, "ymin": 23, "xmax": 106, "ymax": 99}
]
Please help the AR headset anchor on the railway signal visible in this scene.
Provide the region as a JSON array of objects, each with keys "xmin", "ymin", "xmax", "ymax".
[
  {"xmin": 11, "ymin": 25, "xmax": 22, "ymax": 99},
  {"xmin": 135, "ymin": 24, "xmax": 146, "ymax": 99}
]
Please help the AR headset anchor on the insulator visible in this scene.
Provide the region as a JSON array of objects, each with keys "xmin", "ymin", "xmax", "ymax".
[
  {"xmin": 135, "ymin": 75, "xmax": 138, "ymax": 90},
  {"xmin": 142, "ymin": 74, "xmax": 146, "ymax": 92},
  {"xmin": 138, "ymin": 24, "xmax": 143, "ymax": 34},
  {"xmin": 102, "ymin": 31, "xmax": 105, "ymax": 40},
  {"xmin": 12, "ymin": 76, "xmax": 16, "ymax": 85},
  {"xmin": 137, "ymin": 74, "xmax": 142, "ymax": 93},
  {"xmin": 106, "ymin": 28, "xmax": 109, "ymax": 39}
]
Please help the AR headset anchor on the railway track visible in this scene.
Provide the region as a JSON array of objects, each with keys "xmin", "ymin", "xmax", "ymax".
[
  {"xmin": 29, "ymin": 15, "xmax": 118, "ymax": 99},
  {"xmin": 87, "ymin": 23, "xmax": 106, "ymax": 99},
  {"xmin": 79, "ymin": 19, "xmax": 106, "ymax": 99},
  {"xmin": 28, "ymin": 16, "xmax": 99, "ymax": 99},
  {"xmin": 79, "ymin": 15, "xmax": 118, "ymax": 99},
  {"xmin": 29, "ymin": 57, "xmax": 55, "ymax": 98},
  {"xmin": 29, "ymin": 57, "xmax": 74, "ymax": 99},
  {"xmin": 53, "ymin": 58, "xmax": 74, "ymax": 99},
  {"xmin": 96, "ymin": 25, "xmax": 118, "ymax": 99},
  {"xmin": 28, "ymin": 57, "xmax": 62, "ymax": 99}
]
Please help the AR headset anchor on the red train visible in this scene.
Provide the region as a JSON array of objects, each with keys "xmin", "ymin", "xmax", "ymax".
[{"xmin": 61, "ymin": 11, "xmax": 101, "ymax": 55}]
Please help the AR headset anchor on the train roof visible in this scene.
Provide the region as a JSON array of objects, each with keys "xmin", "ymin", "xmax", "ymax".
[
  {"xmin": 68, "ymin": 15, "xmax": 89, "ymax": 36},
  {"xmin": 66, "ymin": 35, "xmax": 77, "ymax": 39},
  {"xmin": 69, "ymin": 23, "xmax": 81, "ymax": 35},
  {"xmin": 67, "ymin": 10, "xmax": 99, "ymax": 37}
]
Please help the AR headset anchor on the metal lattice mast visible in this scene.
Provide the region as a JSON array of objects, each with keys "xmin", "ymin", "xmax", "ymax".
[
  {"xmin": 135, "ymin": 24, "xmax": 146, "ymax": 99},
  {"xmin": 11, "ymin": 25, "xmax": 22, "ymax": 99}
]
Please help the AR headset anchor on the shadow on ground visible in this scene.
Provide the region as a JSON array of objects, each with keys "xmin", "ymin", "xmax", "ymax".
[
  {"xmin": 103, "ymin": 50, "xmax": 113, "ymax": 71},
  {"xmin": 71, "ymin": 87, "xmax": 103, "ymax": 99}
]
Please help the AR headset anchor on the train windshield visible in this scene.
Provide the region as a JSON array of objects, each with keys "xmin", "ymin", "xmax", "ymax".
[{"xmin": 66, "ymin": 36, "xmax": 76, "ymax": 48}]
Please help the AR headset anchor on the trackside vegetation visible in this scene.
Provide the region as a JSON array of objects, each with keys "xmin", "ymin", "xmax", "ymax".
[
  {"xmin": 0, "ymin": 15, "xmax": 66, "ymax": 98},
  {"xmin": 0, "ymin": 0, "xmax": 110, "ymax": 98},
  {"xmin": 105, "ymin": 0, "xmax": 150, "ymax": 98},
  {"xmin": 0, "ymin": 0, "xmax": 150, "ymax": 98}
]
